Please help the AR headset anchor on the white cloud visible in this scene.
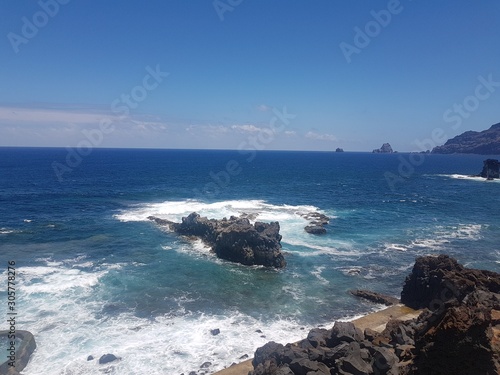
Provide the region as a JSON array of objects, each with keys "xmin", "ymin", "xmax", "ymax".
[
  {"xmin": 0, "ymin": 106, "xmax": 107, "ymax": 124},
  {"xmin": 284, "ymin": 130, "xmax": 297, "ymax": 137},
  {"xmin": 305, "ymin": 131, "xmax": 337, "ymax": 141},
  {"xmin": 256, "ymin": 104, "xmax": 271, "ymax": 112},
  {"xmin": 231, "ymin": 124, "xmax": 273, "ymax": 135},
  {"xmin": 186, "ymin": 124, "xmax": 230, "ymax": 137}
]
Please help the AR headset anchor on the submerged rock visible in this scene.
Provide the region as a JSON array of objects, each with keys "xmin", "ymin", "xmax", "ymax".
[
  {"xmin": 148, "ymin": 212, "xmax": 286, "ymax": 268},
  {"xmin": 350, "ymin": 289, "xmax": 399, "ymax": 306},
  {"xmin": 300, "ymin": 212, "xmax": 330, "ymax": 235},
  {"xmin": 99, "ymin": 353, "xmax": 120, "ymax": 364}
]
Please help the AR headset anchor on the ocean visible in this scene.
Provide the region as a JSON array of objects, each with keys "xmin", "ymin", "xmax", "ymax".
[{"xmin": 1, "ymin": 147, "xmax": 500, "ymax": 375}]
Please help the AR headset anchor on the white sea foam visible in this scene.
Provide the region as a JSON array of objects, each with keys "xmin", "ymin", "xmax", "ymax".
[
  {"xmin": 0, "ymin": 228, "xmax": 16, "ymax": 234},
  {"xmin": 6, "ymin": 260, "xmax": 318, "ymax": 375},
  {"xmin": 115, "ymin": 199, "xmax": 327, "ymax": 227},
  {"xmin": 311, "ymin": 266, "xmax": 329, "ymax": 285},
  {"xmin": 409, "ymin": 224, "xmax": 483, "ymax": 251},
  {"xmin": 383, "ymin": 243, "xmax": 407, "ymax": 252},
  {"xmin": 438, "ymin": 174, "xmax": 500, "ymax": 183},
  {"xmin": 115, "ymin": 199, "xmax": 341, "ymax": 257}
]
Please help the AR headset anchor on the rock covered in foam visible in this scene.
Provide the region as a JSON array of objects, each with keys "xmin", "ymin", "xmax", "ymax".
[{"xmin": 148, "ymin": 212, "xmax": 286, "ymax": 268}]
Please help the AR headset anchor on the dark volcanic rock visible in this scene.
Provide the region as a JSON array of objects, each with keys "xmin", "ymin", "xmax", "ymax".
[
  {"xmin": 99, "ymin": 353, "xmax": 120, "ymax": 364},
  {"xmin": 400, "ymin": 254, "xmax": 500, "ymax": 309},
  {"xmin": 249, "ymin": 255, "xmax": 500, "ymax": 375},
  {"xmin": 304, "ymin": 225, "xmax": 327, "ymax": 235},
  {"xmin": 479, "ymin": 158, "xmax": 500, "ymax": 179},
  {"xmin": 432, "ymin": 122, "xmax": 500, "ymax": 154},
  {"xmin": 413, "ymin": 289, "xmax": 500, "ymax": 375},
  {"xmin": 300, "ymin": 212, "xmax": 330, "ymax": 235},
  {"xmin": 372, "ymin": 143, "xmax": 394, "ymax": 153},
  {"xmin": 350, "ymin": 289, "xmax": 399, "ymax": 306},
  {"xmin": 148, "ymin": 212, "xmax": 286, "ymax": 268},
  {"xmin": 210, "ymin": 328, "xmax": 220, "ymax": 336}
]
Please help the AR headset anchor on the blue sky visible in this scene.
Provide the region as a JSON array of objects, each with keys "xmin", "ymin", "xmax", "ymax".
[{"xmin": 1, "ymin": 0, "xmax": 499, "ymax": 151}]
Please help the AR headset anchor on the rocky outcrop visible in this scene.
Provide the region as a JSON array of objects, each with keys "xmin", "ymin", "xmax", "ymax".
[
  {"xmin": 400, "ymin": 254, "xmax": 500, "ymax": 309},
  {"xmin": 250, "ymin": 255, "xmax": 500, "ymax": 375},
  {"xmin": 432, "ymin": 122, "xmax": 500, "ymax": 154},
  {"xmin": 336, "ymin": 148, "xmax": 344, "ymax": 152},
  {"xmin": 479, "ymin": 159, "xmax": 500, "ymax": 179},
  {"xmin": 372, "ymin": 143, "xmax": 394, "ymax": 153},
  {"xmin": 301, "ymin": 212, "xmax": 330, "ymax": 235},
  {"xmin": 148, "ymin": 212, "xmax": 286, "ymax": 268}
]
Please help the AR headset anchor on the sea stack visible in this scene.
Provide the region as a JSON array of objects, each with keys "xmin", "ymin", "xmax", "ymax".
[
  {"xmin": 372, "ymin": 143, "xmax": 393, "ymax": 153},
  {"xmin": 479, "ymin": 159, "xmax": 500, "ymax": 179}
]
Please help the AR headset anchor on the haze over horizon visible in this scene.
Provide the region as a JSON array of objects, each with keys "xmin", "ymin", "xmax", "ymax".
[{"xmin": 1, "ymin": 1, "xmax": 499, "ymax": 152}]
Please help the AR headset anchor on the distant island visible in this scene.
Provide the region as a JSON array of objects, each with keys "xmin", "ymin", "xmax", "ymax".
[
  {"xmin": 335, "ymin": 148, "xmax": 344, "ymax": 152},
  {"xmin": 372, "ymin": 143, "xmax": 394, "ymax": 153},
  {"xmin": 432, "ymin": 122, "xmax": 500, "ymax": 154}
]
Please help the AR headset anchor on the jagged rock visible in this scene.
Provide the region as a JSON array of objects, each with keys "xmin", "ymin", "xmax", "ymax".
[
  {"xmin": 412, "ymin": 288, "xmax": 500, "ymax": 374},
  {"xmin": 338, "ymin": 341, "xmax": 373, "ymax": 375},
  {"xmin": 249, "ymin": 256, "xmax": 500, "ymax": 375},
  {"xmin": 328, "ymin": 321, "xmax": 363, "ymax": 347},
  {"xmin": 350, "ymin": 290, "xmax": 399, "ymax": 306},
  {"xmin": 400, "ymin": 254, "xmax": 500, "ymax": 309},
  {"xmin": 148, "ymin": 212, "xmax": 286, "ymax": 268},
  {"xmin": 432, "ymin": 122, "xmax": 500, "ymax": 154},
  {"xmin": 289, "ymin": 358, "xmax": 329, "ymax": 375},
  {"xmin": 307, "ymin": 328, "xmax": 329, "ymax": 348},
  {"xmin": 372, "ymin": 143, "xmax": 394, "ymax": 153},
  {"xmin": 336, "ymin": 148, "xmax": 344, "ymax": 152},
  {"xmin": 300, "ymin": 212, "xmax": 330, "ymax": 235},
  {"xmin": 479, "ymin": 159, "xmax": 500, "ymax": 179}
]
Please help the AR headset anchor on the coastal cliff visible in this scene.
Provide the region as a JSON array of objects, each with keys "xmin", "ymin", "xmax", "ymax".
[
  {"xmin": 432, "ymin": 122, "xmax": 500, "ymax": 154},
  {"xmin": 249, "ymin": 255, "xmax": 500, "ymax": 375}
]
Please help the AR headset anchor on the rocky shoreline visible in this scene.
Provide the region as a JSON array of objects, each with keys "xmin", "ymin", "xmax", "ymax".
[{"xmin": 247, "ymin": 255, "xmax": 500, "ymax": 375}]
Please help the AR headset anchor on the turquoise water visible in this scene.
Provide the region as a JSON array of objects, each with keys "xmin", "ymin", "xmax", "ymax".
[{"xmin": 0, "ymin": 148, "xmax": 499, "ymax": 374}]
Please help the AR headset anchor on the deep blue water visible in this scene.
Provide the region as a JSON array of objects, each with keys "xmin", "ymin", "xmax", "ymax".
[{"xmin": 1, "ymin": 147, "xmax": 499, "ymax": 374}]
